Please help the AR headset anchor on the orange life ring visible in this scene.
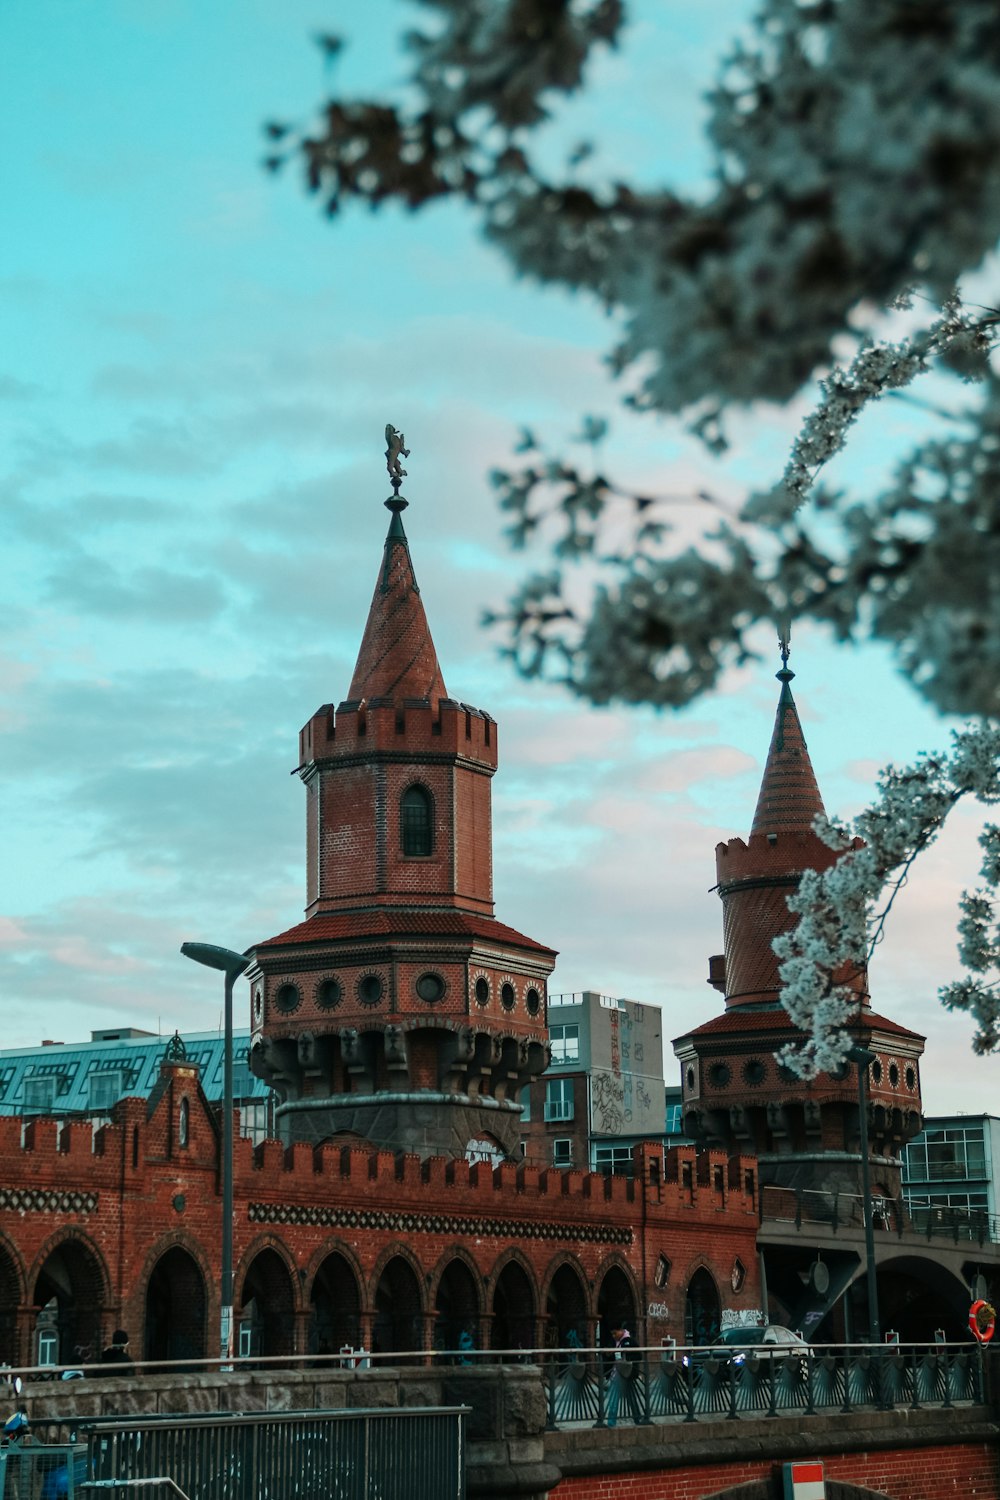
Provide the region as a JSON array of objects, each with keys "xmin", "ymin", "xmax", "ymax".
[{"xmin": 969, "ymin": 1299, "xmax": 996, "ymax": 1343}]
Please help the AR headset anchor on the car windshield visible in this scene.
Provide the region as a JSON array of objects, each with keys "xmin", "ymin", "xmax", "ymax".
[{"xmin": 715, "ymin": 1328, "xmax": 767, "ymax": 1346}]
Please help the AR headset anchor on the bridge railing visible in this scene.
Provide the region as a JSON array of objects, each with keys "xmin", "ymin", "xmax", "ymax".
[
  {"xmin": 538, "ymin": 1340, "xmax": 989, "ymax": 1428},
  {"xmin": 760, "ymin": 1185, "xmax": 1000, "ymax": 1244}
]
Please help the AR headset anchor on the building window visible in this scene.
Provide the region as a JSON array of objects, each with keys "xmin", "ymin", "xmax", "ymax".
[
  {"xmin": 416, "ymin": 972, "xmax": 446, "ymax": 1003},
  {"xmin": 549, "ymin": 1024, "xmax": 579, "ymax": 1065},
  {"xmin": 23, "ymin": 1077, "xmax": 56, "ymax": 1113},
  {"xmin": 553, "ymin": 1138, "xmax": 573, "ymax": 1167},
  {"xmin": 88, "ymin": 1071, "xmax": 122, "ymax": 1114},
  {"xmin": 525, "ymin": 987, "xmax": 541, "ymax": 1017},
  {"xmin": 520, "ymin": 1091, "xmax": 531, "ymax": 1123},
  {"xmin": 316, "ymin": 978, "xmax": 342, "ymax": 1011},
  {"xmin": 178, "ymin": 1098, "xmax": 189, "ymax": 1148},
  {"xmin": 500, "ymin": 981, "xmax": 516, "ymax": 1011},
  {"xmin": 594, "ymin": 1144, "xmax": 634, "ymax": 1177},
  {"xmin": 665, "ymin": 1103, "xmax": 684, "ymax": 1135},
  {"xmin": 903, "ymin": 1123, "xmax": 987, "ymax": 1183},
  {"xmin": 545, "ymin": 1078, "xmax": 574, "ymax": 1123},
  {"xmin": 274, "ymin": 982, "xmax": 301, "ymax": 1014},
  {"xmin": 358, "ymin": 973, "xmax": 385, "ymax": 1006},
  {"xmin": 401, "ymin": 784, "xmax": 433, "ymax": 856},
  {"xmin": 474, "ymin": 976, "xmax": 490, "ymax": 1006}
]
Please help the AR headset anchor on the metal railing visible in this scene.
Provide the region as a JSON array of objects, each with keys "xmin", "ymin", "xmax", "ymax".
[
  {"xmin": 540, "ymin": 1341, "xmax": 988, "ymax": 1428},
  {"xmin": 760, "ymin": 1186, "xmax": 1000, "ymax": 1244},
  {"xmin": 0, "ymin": 1443, "xmax": 89, "ymax": 1500},
  {"xmin": 26, "ymin": 1408, "xmax": 465, "ymax": 1500}
]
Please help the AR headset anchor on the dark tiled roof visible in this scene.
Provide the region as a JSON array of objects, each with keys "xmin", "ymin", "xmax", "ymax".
[
  {"xmin": 751, "ymin": 669, "xmax": 826, "ymax": 837},
  {"xmin": 347, "ymin": 506, "xmax": 447, "ymax": 706},
  {"xmin": 254, "ymin": 909, "xmax": 557, "ymax": 958},
  {"xmin": 675, "ymin": 1007, "xmax": 924, "ymax": 1044}
]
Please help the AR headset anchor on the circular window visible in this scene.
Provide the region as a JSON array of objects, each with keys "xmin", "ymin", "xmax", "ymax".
[
  {"xmin": 525, "ymin": 987, "xmax": 541, "ymax": 1017},
  {"xmin": 358, "ymin": 973, "xmax": 384, "ymax": 1006},
  {"xmin": 274, "ymin": 982, "xmax": 300, "ymax": 1015},
  {"xmin": 416, "ymin": 972, "xmax": 446, "ymax": 1004},
  {"xmin": 777, "ymin": 1061, "xmax": 799, "ymax": 1083},
  {"xmin": 316, "ymin": 978, "xmax": 342, "ymax": 1011},
  {"xmin": 905, "ymin": 1064, "xmax": 916, "ymax": 1090},
  {"xmin": 742, "ymin": 1058, "xmax": 766, "ymax": 1086},
  {"xmin": 888, "ymin": 1061, "xmax": 899, "ymax": 1087},
  {"xmin": 685, "ymin": 1066, "xmax": 695, "ymax": 1091},
  {"xmin": 871, "ymin": 1059, "xmax": 883, "ymax": 1085},
  {"xmin": 500, "ymin": 982, "xmax": 516, "ymax": 1012},
  {"xmin": 709, "ymin": 1062, "xmax": 731, "ymax": 1088},
  {"xmin": 252, "ymin": 988, "xmax": 263, "ymax": 1026},
  {"xmin": 474, "ymin": 976, "xmax": 490, "ymax": 1007}
]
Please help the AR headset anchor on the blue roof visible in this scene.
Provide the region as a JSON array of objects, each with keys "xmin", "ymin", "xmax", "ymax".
[{"xmin": 0, "ymin": 1028, "xmax": 270, "ymax": 1117}]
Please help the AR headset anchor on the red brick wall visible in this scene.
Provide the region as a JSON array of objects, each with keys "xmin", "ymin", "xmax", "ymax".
[{"xmin": 552, "ymin": 1441, "xmax": 999, "ymax": 1499}]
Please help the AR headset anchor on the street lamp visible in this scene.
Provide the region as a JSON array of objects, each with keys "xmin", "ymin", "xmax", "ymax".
[
  {"xmin": 847, "ymin": 1045, "xmax": 881, "ymax": 1346},
  {"xmin": 180, "ymin": 941, "xmax": 251, "ymax": 1362}
]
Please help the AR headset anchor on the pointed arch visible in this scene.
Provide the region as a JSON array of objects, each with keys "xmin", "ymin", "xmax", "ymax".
[
  {"xmin": 237, "ymin": 1244, "xmax": 297, "ymax": 1358},
  {"xmin": 596, "ymin": 1260, "xmax": 639, "ymax": 1344},
  {"xmin": 401, "ymin": 783, "xmax": 434, "ymax": 856},
  {"xmin": 542, "ymin": 1254, "xmax": 590, "ymax": 1348},
  {"xmin": 490, "ymin": 1254, "xmax": 537, "ymax": 1355},
  {"xmin": 685, "ymin": 1264, "xmax": 721, "ymax": 1346},
  {"xmin": 371, "ymin": 1249, "xmax": 424, "ymax": 1356},
  {"xmin": 310, "ymin": 1249, "xmax": 363, "ymax": 1356},
  {"xmin": 144, "ymin": 1243, "xmax": 207, "ymax": 1363},
  {"xmin": 432, "ymin": 1254, "xmax": 482, "ymax": 1359},
  {"xmin": 29, "ymin": 1230, "xmax": 110, "ymax": 1367}
]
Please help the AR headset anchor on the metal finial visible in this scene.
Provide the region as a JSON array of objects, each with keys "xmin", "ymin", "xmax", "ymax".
[
  {"xmin": 777, "ymin": 622, "xmax": 794, "ymax": 685},
  {"xmin": 384, "ymin": 424, "xmax": 410, "ymax": 496},
  {"xmin": 163, "ymin": 1030, "xmax": 188, "ymax": 1062}
]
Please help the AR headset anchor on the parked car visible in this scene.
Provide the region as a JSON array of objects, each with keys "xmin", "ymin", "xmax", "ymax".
[{"xmin": 684, "ymin": 1325, "xmax": 810, "ymax": 1368}]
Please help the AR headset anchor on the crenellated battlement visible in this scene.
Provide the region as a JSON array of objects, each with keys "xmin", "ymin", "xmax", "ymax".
[
  {"xmin": 715, "ymin": 830, "xmax": 863, "ymax": 886},
  {"xmin": 298, "ymin": 697, "xmax": 497, "ymax": 772}
]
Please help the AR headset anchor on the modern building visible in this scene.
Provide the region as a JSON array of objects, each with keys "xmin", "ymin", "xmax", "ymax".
[
  {"xmin": 520, "ymin": 991, "xmax": 681, "ymax": 1173},
  {"xmin": 902, "ymin": 1114, "xmax": 1000, "ymax": 1236},
  {"xmin": 0, "ymin": 1026, "xmax": 275, "ymax": 1143}
]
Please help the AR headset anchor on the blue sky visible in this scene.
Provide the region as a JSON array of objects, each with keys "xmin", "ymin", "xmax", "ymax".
[{"xmin": 0, "ymin": 1, "xmax": 989, "ymax": 1112}]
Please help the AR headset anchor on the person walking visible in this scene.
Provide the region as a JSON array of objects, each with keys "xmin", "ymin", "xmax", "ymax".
[{"xmin": 99, "ymin": 1330, "xmax": 133, "ymax": 1374}]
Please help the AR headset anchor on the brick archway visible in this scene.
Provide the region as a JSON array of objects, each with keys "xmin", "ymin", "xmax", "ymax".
[
  {"xmin": 310, "ymin": 1249, "xmax": 362, "ymax": 1356},
  {"xmin": 491, "ymin": 1257, "xmax": 537, "ymax": 1354},
  {"xmin": 144, "ymin": 1244, "xmax": 207, "ymax": 1363},
  {"xmin": 433, "ymin": 1255, "xmax": 481, "ymax": 1359},
  {"xmin": 238, "ymin": 1245, "xmax": 296, "ymax": 1358},
  {"xmin": 372, "ymin": 1253, "xmax": 423, "ymax": 1355},
  {"xmin": 0, "ymin": 1234, "xmax": 25, "ymax": 1365},
  {"xmin": 29, "ymin": 1231, "xmax": 108, "ymax": 1366}
]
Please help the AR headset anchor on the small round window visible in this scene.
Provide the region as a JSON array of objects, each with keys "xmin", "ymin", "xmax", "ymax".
[
  {"xmin": 905, "ymin": 1064, "xmax": 916, "ymax": 1090},
  {"xmin": 316, "ymin": 978, "xmax": 342, "ymax": 1011},
  {"xmin": 252, "ymin": 988, "xmax": 263, "ymax": 1026},
  {"xmin": 416, "ymin": 972, "xmax": 446, "ymax": 1004},
  {"xmin": 474, "ymin": 977, "xmax": 490, "ymax": 1007},
  {"xmin": 685, "ymin": 1066, "xmax": 695, "ymax": 1091},
  {"xmin": 743, "ymin": 1058, "xmax": 766, "ymax": 1085},
  {"xmin": 358, "ymin": 973, "xmax": 384, "ymax": 1006},
  {"xmin": 500, "ymin": 982, "xmax": 516, "ymax": 1012},
  {"xmin": 274, "ymin": 982, "xmax": 300, "ymax": 1015},
  {"xmin": 888, "ymin": 1061, "xmax": 899, "ymax": 1087},
  {"xmin": 525, "ymin": 987, "xmax": 541, "ymax": 1017},
  {"xmin": 871, "ymin": 1059, "xmax": 883, "ymax": 1085},
  {"xmin": 709, "ymin": 1062, "xmax": 731, "ymax": 1087}
]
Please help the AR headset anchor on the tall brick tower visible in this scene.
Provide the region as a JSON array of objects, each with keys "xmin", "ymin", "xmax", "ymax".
[
  {"xmin": 674, "ymin": 650, "xmax": 924, "ymax": 1197},
  {"xmin": 246, "ymin": 438, "xmax": 555, "ymax": 1158}
]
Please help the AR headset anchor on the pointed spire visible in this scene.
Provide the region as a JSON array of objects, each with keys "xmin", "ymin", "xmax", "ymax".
[
  {"xmin": 750, "ymin": 639, "xmax": 825, "ymax": 837},
  {"xmin": 346, "ymin": 435, "xmax": 447, "ymax": 706}
]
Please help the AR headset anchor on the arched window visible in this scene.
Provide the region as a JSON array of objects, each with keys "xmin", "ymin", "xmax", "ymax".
[
  {"xmin": 178, "ymin": 1098, "xmax": 189, "ymax": 1148},
  {"xmin": 401, "ymin": 784, "xmax": 433, "ymax": 856}
]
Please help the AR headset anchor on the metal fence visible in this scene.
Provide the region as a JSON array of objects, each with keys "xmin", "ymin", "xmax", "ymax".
[
  {"xmin": 760, "ymin": 1185, "xmax": 1000, "ymax": 1244},
  {"xmin": 0, "ymin": 1443, "xmax": 89, "ymax": 1500},
  {"xmin": 542, "ymin": 1342, "xmax": 988, "ymax": 1428},
  {"xmin": 30, "ymin": 1408, "xmax": 465, "ymax": 1500}
]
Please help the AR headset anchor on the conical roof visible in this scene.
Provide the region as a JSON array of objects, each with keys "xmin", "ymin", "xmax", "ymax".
[
  {"xmin": 347, "ymin": 498, "xmax": 447, "ymax": 705},
  {"xmin": 750, "ymin": 665, "xmax": 825, "ymax": 836}
]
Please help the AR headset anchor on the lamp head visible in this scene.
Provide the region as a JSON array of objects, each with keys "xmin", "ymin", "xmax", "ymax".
[{"xmin": 180, "ymin": 942, "xmax": 250, "ymax": 977}]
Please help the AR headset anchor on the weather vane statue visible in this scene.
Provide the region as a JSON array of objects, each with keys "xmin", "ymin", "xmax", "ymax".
[{"xmin": 385, "ymin": 424, "xmax": 410, "ymax": 493}]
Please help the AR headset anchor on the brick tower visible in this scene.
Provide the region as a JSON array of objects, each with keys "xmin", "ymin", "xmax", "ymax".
[
  {"xmin": 674, "ymin": 651, "xmax": 924, "ymax": 1196},
  {"xmin": 246, "ymin": 441, "xmax": 555, "ymax": 1158}
]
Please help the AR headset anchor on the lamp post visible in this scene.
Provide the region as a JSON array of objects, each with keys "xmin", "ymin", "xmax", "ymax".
[
  {"xmin": 847, "ymin": 1044, "xmax": 881, "ymax": 1346},
  {"xmin": 181, "ymin": 941, "xmax": 251, "ymax": 1362}
]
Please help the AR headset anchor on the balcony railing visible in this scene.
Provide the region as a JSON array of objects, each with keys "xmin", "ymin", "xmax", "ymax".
[{"xmin": 760, "ymin": 1185, "xmax": 1000, "ymax": 1244}]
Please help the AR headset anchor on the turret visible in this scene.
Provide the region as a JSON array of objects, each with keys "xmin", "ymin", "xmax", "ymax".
[{"xmin": 246, "ymin": 433, "xmax": 556, "ymax": 1158}]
